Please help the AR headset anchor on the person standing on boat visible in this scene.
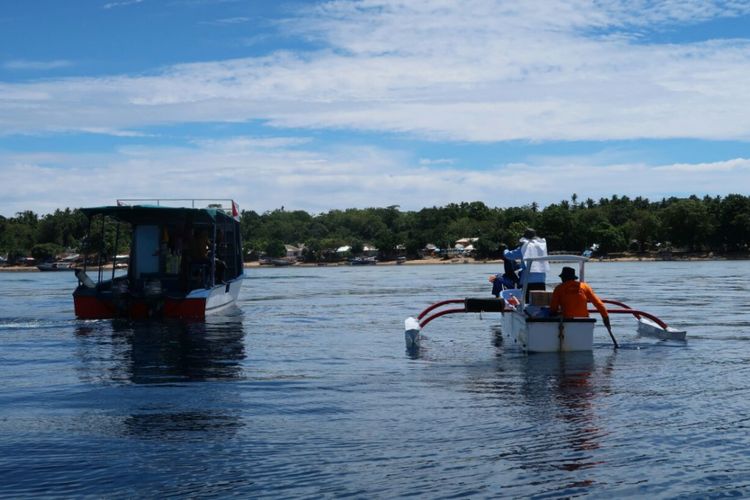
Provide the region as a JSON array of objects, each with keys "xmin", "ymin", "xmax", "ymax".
[
  {"xmin": 550, "ymin": 266, "xmax": 611, "ymax": 329},
  {"xmin": 504, "ymin": 228, "xmax": 549, "ymax": 301},
  {"xmin": 489, "ymin": 243, "xmax": 520, "ymax": 296}
]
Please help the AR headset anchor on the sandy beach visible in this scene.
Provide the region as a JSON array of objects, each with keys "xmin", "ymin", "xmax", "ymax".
[{"xmin": 2, "ymin": 253, "xmax": 740, "ymax": 272}]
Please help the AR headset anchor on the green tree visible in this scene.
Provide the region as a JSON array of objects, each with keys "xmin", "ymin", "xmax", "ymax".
[
  {"xmin": 661, "ymin": 199, "xmax": 713, "ymax": 251},
  {"xmin": 718, "ymin": 194, "xmax": 750, "ymax": 251},
  {"xmin": 624, "ymin": 210, "xmax": 661, "ymax": 253},
  {"xmin": 31, "ymin": 243, "xmax": 63, "ymax": 261},
  {"xmin": 473, "ymin": 237, "xmax": 498, "ymax": 260},
  {"xmin": 538, "ymin": 204, "xmax": 574, "ymax": 251},
  {"xmin": 590, "ymin": 223, "xmax": 627, "ymax": 254},
  {"xmin": 350, "ymin": 240, "xmax": 364, "ymax": 256},
  {"xmin": 302, "ymin": 239, "xmax": 322, "ymax": 262},
  {"xmin": 265, "ymin": 240, "xmax": 286, "ymax": 258}
]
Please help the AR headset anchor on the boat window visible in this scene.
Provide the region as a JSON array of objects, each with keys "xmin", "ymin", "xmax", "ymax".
[{"xmin": 133, "ymin": 225, "xmax": 160, "ymax": 277}]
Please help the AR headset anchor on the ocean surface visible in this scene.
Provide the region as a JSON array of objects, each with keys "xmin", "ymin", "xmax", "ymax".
[{"xmin": 1, "ymin": 260, "xmax": 750, "ymax": 498}]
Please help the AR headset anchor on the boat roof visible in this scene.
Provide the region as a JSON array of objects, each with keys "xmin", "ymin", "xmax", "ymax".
[{"xmin": 79, "ymin": 204, "xmax": 236, "ymax": 225}]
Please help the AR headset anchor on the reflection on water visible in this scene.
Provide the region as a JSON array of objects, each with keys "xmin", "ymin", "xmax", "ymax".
[
  {"xmin": 74, "ymin": 306, "xmax": 246, "ymax": 384},
  {"xmin": 72, "ymin": 307, "xmax": 247, "ymax": 442},
  {"xmin": 520, "ymin": 352, "xmax": 602, "ymax": 476}
]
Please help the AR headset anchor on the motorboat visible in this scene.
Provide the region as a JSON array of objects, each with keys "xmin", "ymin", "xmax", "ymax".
[
  {"xmin": 405, "ymin": 255, "xmax": 685, "ymax": 352},
  {"xmin": 37, "ymin": 253, "xmax": 80, "ymax": 271},
  {"xmin": 73, "ymin": 199, "xmax": 244, "ymax": 320},
  {"xmin": 350, "ymin": 256, "xmax": 377, "ymax": 265}
]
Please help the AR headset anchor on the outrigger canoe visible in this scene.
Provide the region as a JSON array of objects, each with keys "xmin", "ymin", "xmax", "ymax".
[
  {"xmin": 73, "ymin": 199, "xmax": 244, "ymax": 320},
  {"xmin": 405, "ymin": 255, "xmax": 685, "ymax": 352}
]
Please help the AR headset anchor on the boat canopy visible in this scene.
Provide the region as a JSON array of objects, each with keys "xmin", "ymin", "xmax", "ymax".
[{"xmin": 79, "ymin": 205, "xmax": 235, "ymax": 226}]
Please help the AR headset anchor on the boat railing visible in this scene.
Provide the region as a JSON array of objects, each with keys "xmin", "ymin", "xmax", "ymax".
[{"xmin": 116, "ymin": 199, "xmax": 237, "ymax": 211}]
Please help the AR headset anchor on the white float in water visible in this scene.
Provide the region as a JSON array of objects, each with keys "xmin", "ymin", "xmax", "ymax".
[{"xmin": 404, "ymin": 317, "xmax": 421, "ymax": 347}]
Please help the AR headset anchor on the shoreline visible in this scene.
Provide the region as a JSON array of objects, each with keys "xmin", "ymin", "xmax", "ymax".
[{"xmin": 3, "ymin": 254, "xmax": 742, "ymax": 272}]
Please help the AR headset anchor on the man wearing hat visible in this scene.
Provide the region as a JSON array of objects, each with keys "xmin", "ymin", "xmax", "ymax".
[
  {"xmin": 550, "ymin": 266, "xmax": 610, "ymax": 328},
  {"xmin": 503, "ymin": 227, "xmax": 549, "ymax": 301}
]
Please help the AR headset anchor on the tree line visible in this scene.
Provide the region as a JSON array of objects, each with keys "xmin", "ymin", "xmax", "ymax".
[{"xmin": 1, "ymin": 194, "xmax": 749, "ymax": 264}]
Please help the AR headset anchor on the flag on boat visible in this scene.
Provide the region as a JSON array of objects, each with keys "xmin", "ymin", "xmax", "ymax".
[{"xmin": 232, "ymin": 200, "xmax": 240, "ymax": 221}]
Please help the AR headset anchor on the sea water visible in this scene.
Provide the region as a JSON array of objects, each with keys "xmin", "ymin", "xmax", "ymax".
[{"xmin": 1, "ymin": 261, "xmax": 750, "ymax": 498}]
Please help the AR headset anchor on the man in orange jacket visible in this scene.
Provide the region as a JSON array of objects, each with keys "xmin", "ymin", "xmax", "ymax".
[{"xmin": 550, "ymin": 266, "xmax": 611, "ymax": 329}]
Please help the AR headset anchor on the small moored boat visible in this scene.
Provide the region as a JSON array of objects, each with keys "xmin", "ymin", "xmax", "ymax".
[
  {"xmin": 37, "ymin": 261, "xmax": 75, "ymax": 271},
  {"xmin": 73, "ymin": 199, "xmax": 244, "ymax": 320},
  {"xmin": 37, "ymin": 253, "xmax": 80, "ymax": 271},
  {"xmin": 350, "ymin": 256, "xmax": 377, "ymax": 265}
]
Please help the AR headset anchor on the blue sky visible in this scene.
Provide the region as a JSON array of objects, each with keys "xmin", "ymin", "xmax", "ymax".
[{"xmin": 1, "ymin": 0, "xmax": 749, "ymax": 216}]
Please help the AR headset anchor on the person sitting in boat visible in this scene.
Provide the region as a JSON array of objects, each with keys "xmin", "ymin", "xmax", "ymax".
[
  {"xmin": 504, "ymin": 228, "xmax": 549, "ymax": 301},
  {"xmin": 180, "ymin": 227, "xmax": 211, "ymax": 289},
  {"xmin": 489, "ymin": 243, "xmax": 520, "ymax": 297},
  {"xmin": 213, "ymin": 229, "xmax": 227, "ymax": 283},
  {"xmin": 190, "ymin": 228, "xmax": 210, "ymax": 260},
  {"xmin": 550, "ymin": 266, "xmax": 611, "ymax": 329}
]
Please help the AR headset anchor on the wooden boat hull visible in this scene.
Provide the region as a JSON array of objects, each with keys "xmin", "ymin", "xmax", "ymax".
[
  {"xmin": 502, "ymin": 310, "xmax": 595, "ymax": 352},
  {"xmin": 74, "ymin": 276, "xmax": 243, "ymax": 320}
]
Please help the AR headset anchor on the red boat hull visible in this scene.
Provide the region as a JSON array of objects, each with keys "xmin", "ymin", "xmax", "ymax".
[
  {"xmin": 73, "ymin": 277, "xmax": 243, "ymax": 320},
  {"xmin": 74, "ymin": 295, "xmax": 209, "ymax": 320}
]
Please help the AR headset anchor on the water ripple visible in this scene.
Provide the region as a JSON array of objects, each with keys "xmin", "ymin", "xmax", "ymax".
[{"xmin": 1, "ymin": 262, "xmax": 750, "ymax": 497}]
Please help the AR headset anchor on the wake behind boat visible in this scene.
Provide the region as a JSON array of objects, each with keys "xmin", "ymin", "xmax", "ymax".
[
  {"xmin": 73, "ymin": 199, "xmax": 244, "ymax": 320},
  {"xmin": 405, "ymin": 255, "xmax": 685, "ymax": 352}
]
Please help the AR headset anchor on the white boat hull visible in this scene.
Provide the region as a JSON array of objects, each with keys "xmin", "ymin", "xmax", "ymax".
[
  {"xmin": 502, "ymin": 310, "xmax": 595, "ymax": 352},
  {"xmin": 186, "ymin": 277, "xmax": 244, "ymax": 314}
]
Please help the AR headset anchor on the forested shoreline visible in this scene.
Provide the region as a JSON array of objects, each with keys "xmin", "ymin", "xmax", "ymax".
[{"xmin": 1, "ymin": 194, "xmax": 749, "ymax": 264}]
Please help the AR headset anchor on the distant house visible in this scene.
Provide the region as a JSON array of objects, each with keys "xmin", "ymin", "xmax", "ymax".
[
  {"xmin": 423, "ymin": 243, "xmax": 439, "ymax": 256},
  {"xmin": 285, "ymin": 244, "xmax": 304, "ymax": 259},
  {"xmin": 336, "ymin": 245, "xmax": 352, "ymax": 254},
  {"xmin": 362, "ymin": 244, "xmax": 378, "ymax": 257},
  {"xmin": 455, "ymin": 237, "xmax": 479, "ymax": 247}
]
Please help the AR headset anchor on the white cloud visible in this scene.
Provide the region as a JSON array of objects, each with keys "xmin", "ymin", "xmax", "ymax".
[
  {"xmin": 4, "ymin": 60, "xmax": 72, "ymax": 71},
  {"xmin": 1, "ymin": 0, "xmax": 750, "ymax": 142},
  {"xmin": 419, "ymin": 158, "xmax": 454, "ymax": 166},
  {"xmin": 103, "ymin": 0, "xmax": 144, "ymax": 9},
  {"xmin": 1, "ymin": 138, "xmax": 748, "ymax": 216},
  {"xmin": 201, "ymin": 16, "xmax": 251, "ymax": 26},
  {"xmin": 1, "ymin": 0, "xmax": 749, "ymax": 217}
]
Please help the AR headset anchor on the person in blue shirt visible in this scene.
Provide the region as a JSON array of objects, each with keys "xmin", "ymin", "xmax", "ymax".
[
  {"xmin": 489, "ymin": 243, "xmax": 520, "ymax": 297},
  {"xmin": 504, "ymin": 228, "xmax": 549, "ymax": 301}
]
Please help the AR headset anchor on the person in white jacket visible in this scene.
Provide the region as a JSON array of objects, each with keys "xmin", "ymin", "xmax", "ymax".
[{"xmin": 504, "ymin": 228, "xmax": 549, "ymax": 301}]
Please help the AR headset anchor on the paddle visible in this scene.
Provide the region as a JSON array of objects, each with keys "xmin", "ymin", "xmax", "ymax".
[{"xmin": 603, "ymin": 316, "xmax": 619, "ymax": 349}]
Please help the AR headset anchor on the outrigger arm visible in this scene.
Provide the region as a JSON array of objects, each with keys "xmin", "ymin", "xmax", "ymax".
[{"xmin": 405, "ymin": 296, "xmax": 682, "ymax": 347}]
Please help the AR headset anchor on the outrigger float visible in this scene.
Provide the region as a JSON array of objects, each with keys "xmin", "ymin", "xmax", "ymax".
[
  {"xmin": 73, "ymin": 199, "xmax": 244, "ymax": 320},
  {"xmin": 405, "ymin": 255, "xmax": 685, "ymax": 353}
]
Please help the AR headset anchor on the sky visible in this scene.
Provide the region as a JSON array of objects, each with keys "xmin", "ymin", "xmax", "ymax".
[{"xmin": 1, "ymin": 0, "xmax": 750, "ymax": 217}]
